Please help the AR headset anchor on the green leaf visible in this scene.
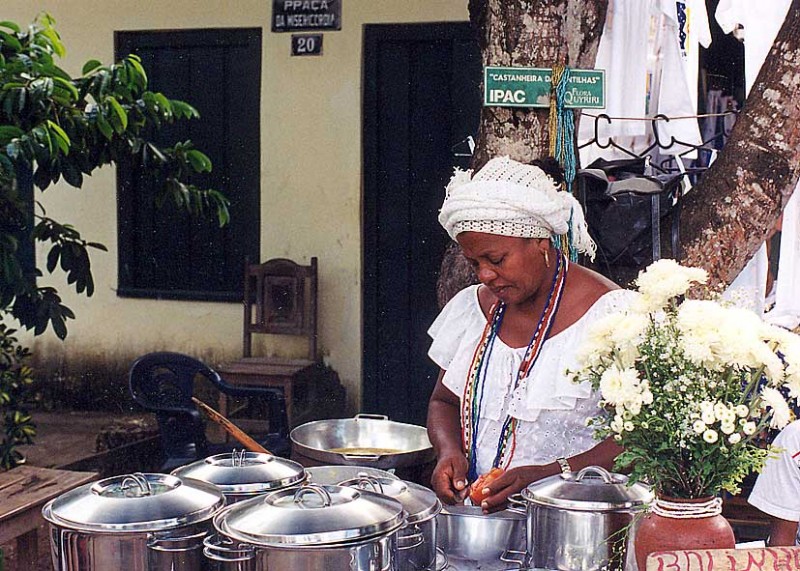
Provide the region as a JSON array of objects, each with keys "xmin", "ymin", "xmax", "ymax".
[
  {"xmin": 95, "ymin": 111, "xmax": 113, "ymax": 140},
  {"xmin": 0, "ymin": 126, "xmax": 24, "ymax": 144},
  {"xmin": 171, "ymin": 100, "xmax": 199, "ymax": 120},
  {"xmin": 105, "ymin": 96, "xmax": 128, "ymax": 132},
  {"xmin": 46, "ymin": 120, "xmax": 71, "ymax": 154},
  {"xmin": 127, "ymin": 56, "xmax": 148, "ymax": 89},
  {"xmin": 0, "ymin": 31, "xmax": 22, "ymax": 52},
  {"xmin": 186, "ymin": 149, "xmax": 212, "ymax": 173},
  {"xmin": 82, "ymin": 59, "xmax": 103, "ymax": 75},
  {"xmin": 0, "ymin": 21, "xmax": 22, "ymax": 33},
  {"xmin": 52, "ymin": 77, "xmax": 79, "ymax": 101}
]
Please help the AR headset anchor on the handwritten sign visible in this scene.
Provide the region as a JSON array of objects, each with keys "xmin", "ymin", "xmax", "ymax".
[{"xmin": 646, "ymin": 547, "xmax": 800, "ymax": 571}]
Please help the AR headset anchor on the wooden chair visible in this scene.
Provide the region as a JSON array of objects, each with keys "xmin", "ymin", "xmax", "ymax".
[{"xmin": 217, "ymin": 257, "xmax": 319, "ymax": 428}]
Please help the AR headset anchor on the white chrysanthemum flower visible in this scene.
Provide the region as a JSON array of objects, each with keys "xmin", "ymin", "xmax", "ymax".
[
  {"xmin": 742, "ymin": 421, "xmax": 757, "ymax": 435},
  {"xmin": 720, "ymin": 421, "xmax": 736, "ymax": 435},
  {"xmin": 701, "ymin": 407, "xmax": 716, "ymax": 425},
  {"xmin": 598, "ymin": 365, "xmax": 649, "ymax": 416},
  {"xmin": 634, "ymin": 260, "xmax": 707, "ymax": 311},
  {"xmin": 728, "ymin": 433, "xmax": 741, "ymax": 445},
  {"xmin": 610, "ymin": 313, "xmax": 649, "ymax": 349},
  {"xmin": 703, "ymin": 429, "xmax": 719, "ymax": 444},
  {"xmin": 761, "ymin": 387, "xmax": 792, "ymax": 429},
  {"xmin": 735, "ymin": 404, "xmax": 749, "ymax": 418},
  {"xmin": 692, "ymin": 420, "xmax": 706, "ymax": 434},
  {"xmin": 624, "ymin": 421, "xmax": 634, "ymax": 432}
]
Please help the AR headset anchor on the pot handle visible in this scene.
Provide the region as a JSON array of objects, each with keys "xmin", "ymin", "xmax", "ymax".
[
  {"xmin": 293, "ymin": 483, "xmax": 333, "ymax": 507},
  {"xmin": 435, "ymin": 547, "xmax": 449, "ymax": 571},
  {"xmin": 346, "ymin": 476, "xmax": 385, "ymax": 494},
  {"xmin": 354, "ymin": 413, "xmax": 389, "ymax": 421},
  {"xmin": 342, "ymin": 452, "xmax": 381, "ymax": 461},
  {"xmin": 203, "ymin": 534, "xmax": 256, "ymax": 563},
  {"xmin": 507, "ymin": 492, "xmax": 527, "ymax": 515},
  {"xmin": 500, "ymin": 548, "xmax": 528, "ymax": 565},
  {"xmin": 146, "ymin": 529, "xmax": 207, "ymax": 553},
  {"xmin": 397, "ymin": 524, "xmax": 425, "ymax": 550},
  {"xmin": 574, "ymin": 465, "xmax": 616, "ymax": 483}
]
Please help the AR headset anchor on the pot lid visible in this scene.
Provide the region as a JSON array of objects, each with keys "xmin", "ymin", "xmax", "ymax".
[
  {"xmin": 338, "ymin": 476, "xmax": 441, "ymax": 524},
  {"xmin": 171, "ymin": 451, "xmax": 306, "ymax": 495},
  {"xmin": 42, "ymin": 473, "xmax": 225, "ymax": 532},
  {"xmin": 521, "ymin": 466, "xmax": 653, "ymax": 512},
  {"xmin": 215, "ymin": 483, "xmax": 405, "ymax": 546}
]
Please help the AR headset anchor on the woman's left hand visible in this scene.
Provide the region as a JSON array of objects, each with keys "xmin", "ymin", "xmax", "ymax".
[{"xmin": 477, "ymin": 464, "xmax": 557, "ymax": 514}]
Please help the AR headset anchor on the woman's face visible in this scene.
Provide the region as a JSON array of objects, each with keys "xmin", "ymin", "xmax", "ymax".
[{"xmin": 457, "ymin": 232, "xmax": 550, "ymax": 306}]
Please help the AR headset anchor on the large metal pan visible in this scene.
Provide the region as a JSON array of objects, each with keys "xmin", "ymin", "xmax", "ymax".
[{"xmin": 290, "ymin": 414, "xmax": 435, "ymax": 470}]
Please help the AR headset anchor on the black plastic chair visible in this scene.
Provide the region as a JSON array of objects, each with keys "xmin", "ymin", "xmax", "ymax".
[{"xmin": 129, "ymin": 351, "xmax": 291, "ymax": 471}]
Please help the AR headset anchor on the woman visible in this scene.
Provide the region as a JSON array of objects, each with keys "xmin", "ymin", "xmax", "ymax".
[{"xmin": 427, "ymin": 155, "xmax": 635, "ymax": 513}]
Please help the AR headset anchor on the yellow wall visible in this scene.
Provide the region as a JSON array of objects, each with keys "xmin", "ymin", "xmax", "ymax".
[{"xmin": 5, "ymin": 1, "xmax": 469, "ymax": 412}]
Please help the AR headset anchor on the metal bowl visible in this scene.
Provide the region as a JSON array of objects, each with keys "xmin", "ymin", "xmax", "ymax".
[
  {"xmin": 290, "ymin": 414, "xmax": 435, "ymax": 470},
  {"xmin": 436, "ymin": 505, "xmax": 526, "ymax": 570}
]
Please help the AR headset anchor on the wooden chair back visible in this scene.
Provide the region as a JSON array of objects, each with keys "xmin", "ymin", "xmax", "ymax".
[{"xmin": 243, "ymin": 257, "xmax": 318, "ymax": 361}]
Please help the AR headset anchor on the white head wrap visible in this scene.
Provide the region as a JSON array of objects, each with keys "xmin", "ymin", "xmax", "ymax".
[{"xmin": 438, "ymin": 156, "xmax": 596, "ymax": 259}]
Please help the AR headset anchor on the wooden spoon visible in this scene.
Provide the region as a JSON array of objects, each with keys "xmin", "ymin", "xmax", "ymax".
[{"xmin": 191, "ymin": 397, "xmax": 271, "ymax": 455}]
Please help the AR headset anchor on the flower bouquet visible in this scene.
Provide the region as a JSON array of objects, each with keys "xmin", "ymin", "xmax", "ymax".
[{"xmin": 572, "ymin": 259, "xmax": 800, "ymax": 500}]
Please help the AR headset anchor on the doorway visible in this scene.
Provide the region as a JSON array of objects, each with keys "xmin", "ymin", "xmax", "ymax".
[{"xmin": 362, "ymin": 22, "xmax": 481, "ymax": 425}]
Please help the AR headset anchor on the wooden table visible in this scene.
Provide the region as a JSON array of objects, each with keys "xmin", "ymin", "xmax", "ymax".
[
  {"xmin": 216, "ymin": 357, "xmax": 313, "ymax": 429},
  {"xmin": 0, "ymin": 465, "xmax": 97, "ymax": 569}
]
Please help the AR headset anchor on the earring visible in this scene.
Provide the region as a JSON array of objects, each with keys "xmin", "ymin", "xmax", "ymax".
[{"xmin": 543, "ymin": 250, "xmax": 550, "ymax": 268}]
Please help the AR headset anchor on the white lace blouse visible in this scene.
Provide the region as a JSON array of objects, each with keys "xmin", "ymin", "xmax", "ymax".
[{"xmin": 428, "ymin": 284, "xmax": 638, "ymax": 476}]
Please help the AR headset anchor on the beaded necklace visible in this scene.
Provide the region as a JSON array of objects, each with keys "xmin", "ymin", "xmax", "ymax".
[{"xmin": 461, "ymin": 251, "xmax": 569, "ymax": 482}]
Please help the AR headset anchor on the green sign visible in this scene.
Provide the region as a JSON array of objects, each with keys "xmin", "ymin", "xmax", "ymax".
[{"xmin": 484, "ymin": 66, "xmax": 605, "ymax": 109}]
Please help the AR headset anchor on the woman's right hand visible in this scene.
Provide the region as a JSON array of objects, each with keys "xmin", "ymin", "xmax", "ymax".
[{"xmin": 431, "ymin": 452, "xmax": 469, "ymax": 504}]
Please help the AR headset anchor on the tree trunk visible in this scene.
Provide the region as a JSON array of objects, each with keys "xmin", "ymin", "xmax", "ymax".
[
  {"xmin": 680, "ymin": 0, "xmax": 800, "ymax": 291},
  {"xmin": 437, "ymin": 0, "xmax": 608, "ymax": 308}
]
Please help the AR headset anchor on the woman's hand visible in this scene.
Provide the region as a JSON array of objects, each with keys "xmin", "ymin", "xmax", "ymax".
[
  {"xmin": 477, "ymin": 464, "xmax": 558, "ymax": 513},
  {"xmin": 431, "ymin": 452, "xmax": 469, "ymax": 505}
]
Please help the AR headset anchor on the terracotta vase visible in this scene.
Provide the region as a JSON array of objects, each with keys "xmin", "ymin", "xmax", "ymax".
[{"xmin": 634, "ymin": 495, "xmax": 735, "ymax": 570}]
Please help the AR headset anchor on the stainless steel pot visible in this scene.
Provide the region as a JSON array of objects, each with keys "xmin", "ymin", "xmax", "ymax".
[
  {"xmin": 209, "ymin": 483, "xmax": 406, "ymax": 570},
  {"xmin": 520, "ymin": 466, "xmax": 653, "ymax": 571},
  {"xmin": 304, "ymin": 464, "xmax": 400, "ymax": 485},
  {"xmin": 340, "ymin": 476, "xmax": 442, "ymax": 571},
  {"xmin": 42, "ymin": 472, "xmax": 225, "ymax": 571},
  {"xmin": 171, "ymin": 451, "xmax": 305, "ymax": 503},
  {"xmin": 291, "ymin": 414, "xmax": 435, "ymax": 470},
  {"xmin": 435, "ymin": 505, "xmax": 526, "ymax": 570}
]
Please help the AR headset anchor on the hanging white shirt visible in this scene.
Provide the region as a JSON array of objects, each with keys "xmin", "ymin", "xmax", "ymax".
[
  {"xmin": 427, "ymin": 285, "xmax": 638, "ymax": 476},
  {"xmin": 654, "ymin": 0, "xmax": 712, "ymax": 157},
  {"xmin": 578, "ymin": 0, "xmax": 651, "ymax": 141}
]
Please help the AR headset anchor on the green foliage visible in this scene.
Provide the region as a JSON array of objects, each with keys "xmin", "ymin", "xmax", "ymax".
[
  {"xmin": 0, "ymin": 321, "xmax": 35, "ymax": 470},
  {"xmin": 0, "ymin": 13, "xmax": 230, "ymax": 338}
]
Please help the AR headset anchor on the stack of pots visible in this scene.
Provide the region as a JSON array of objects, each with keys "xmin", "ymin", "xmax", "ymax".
[
  {"xmin": 206, "ymin": 483, "xmax": 406, "ymax": 570},
  {"xmin": 171, "ymin": 451, "xmax": 306, "ymax": 503},
  {"xmin": 42, "ymin": 472, "xmax": 225, "ymax": 571},
  {"xmin": 339, "ymin": 476, "xmax": 442, "ymax": 571}
]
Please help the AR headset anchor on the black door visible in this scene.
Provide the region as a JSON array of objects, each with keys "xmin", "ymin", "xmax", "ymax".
[{"xmin": 362, "ymin": 23, "xmax": 481, "ymax": 425}]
